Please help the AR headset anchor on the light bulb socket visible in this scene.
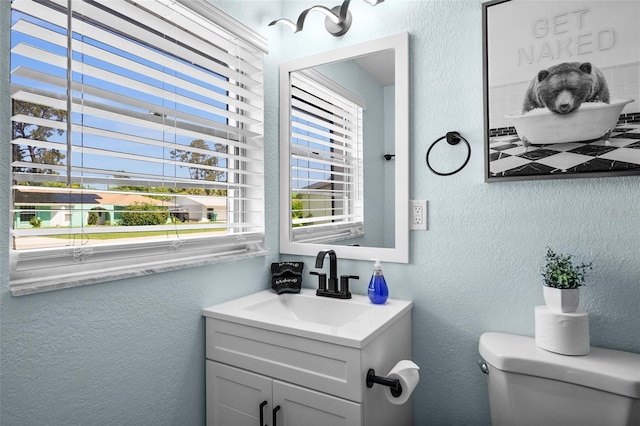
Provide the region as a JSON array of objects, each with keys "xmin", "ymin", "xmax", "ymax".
[{"xmin": 325, "ymin": 6, "xmax": 352, "ymax": 36}]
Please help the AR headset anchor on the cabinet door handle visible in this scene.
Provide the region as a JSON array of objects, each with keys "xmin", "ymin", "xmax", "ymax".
[
  {"xmin": 272, "ymin": 405, "xmax": 281, "ymax": 426},
  {"xmin": 259, "ymin": 401, "xmax": 267, "ymax": 426}
]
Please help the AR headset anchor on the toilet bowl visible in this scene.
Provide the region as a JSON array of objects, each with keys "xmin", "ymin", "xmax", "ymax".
[{"xmin": 478, "ymin": 332, "xmax": 640, "ymax": 426}]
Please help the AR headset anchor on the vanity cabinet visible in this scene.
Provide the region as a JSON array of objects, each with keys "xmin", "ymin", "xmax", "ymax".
[
  {"xmin": 204, "ymin": 305, "xmax": 413, "ymax": 426},
  {"xmin": 207, "ymin": 361, "xmax": 361, "ymax": 425}
]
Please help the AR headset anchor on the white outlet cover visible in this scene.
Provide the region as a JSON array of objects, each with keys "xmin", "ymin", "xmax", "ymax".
[{"xmin": 410, "ymin": 200, "xmax": 427, "ymax": 230}]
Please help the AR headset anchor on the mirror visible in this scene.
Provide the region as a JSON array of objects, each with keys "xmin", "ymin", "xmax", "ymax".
[{"xmin": 279, "ymin": 33, "xmax": 409, "ymax": 263}]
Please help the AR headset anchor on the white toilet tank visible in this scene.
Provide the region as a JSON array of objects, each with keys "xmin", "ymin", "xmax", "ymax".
[{"xmin": 479, "ymin": 332, "xmax": 640, "ymax": 426}]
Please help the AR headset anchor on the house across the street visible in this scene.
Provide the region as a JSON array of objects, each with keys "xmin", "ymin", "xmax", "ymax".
[{"xmin": 13, "ymin": 189, "xmax": 227, "ymax": 228}]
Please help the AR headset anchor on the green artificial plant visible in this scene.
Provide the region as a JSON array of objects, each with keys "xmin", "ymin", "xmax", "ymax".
[{"xmin": 541, "ymin": 247, "xmax": 593, "ymax": 289}]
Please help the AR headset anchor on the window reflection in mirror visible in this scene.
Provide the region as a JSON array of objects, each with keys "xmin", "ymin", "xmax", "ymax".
[
  {"xmin": 279, "ymin": 33, "xmax": 409, "ymax": 263},
  {"xmin": 290, "ymin": 69, "xmax": 365, "ymax": 245}
]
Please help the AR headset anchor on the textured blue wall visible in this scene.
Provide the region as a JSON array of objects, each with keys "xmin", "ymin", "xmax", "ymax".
[{"xmin": 1, "ymin": 1, "xmax": 639, "ymax": 425}]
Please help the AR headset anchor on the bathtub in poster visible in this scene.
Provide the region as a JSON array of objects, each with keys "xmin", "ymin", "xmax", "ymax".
[{"xmin": 505, "ymin": 98, "xmax": 634, "ymax": 145}]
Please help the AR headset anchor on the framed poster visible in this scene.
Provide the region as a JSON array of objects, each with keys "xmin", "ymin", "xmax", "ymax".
[{"xmin": 483, "ymin": 0, "xmax": 640, "ymax": 182}]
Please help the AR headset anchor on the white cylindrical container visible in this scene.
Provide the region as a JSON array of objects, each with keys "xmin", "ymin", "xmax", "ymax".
[{"xmin": 535, "ymin": 305, "xmax": 590, "ymax": 355}]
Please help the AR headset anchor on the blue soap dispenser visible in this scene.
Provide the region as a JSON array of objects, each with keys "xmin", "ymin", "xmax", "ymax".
[{"xmin": 368, "ymin": 260, "xmax": 388, "ymax": 304}]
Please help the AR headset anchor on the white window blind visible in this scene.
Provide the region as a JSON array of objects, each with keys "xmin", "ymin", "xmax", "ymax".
[
  {"xmin": 289, "ymin": 71, "xmax": 364, "ymax": 244},
  {"xmin": 9, "ymin": 0, "xmax": 267, "ymax": 295}
]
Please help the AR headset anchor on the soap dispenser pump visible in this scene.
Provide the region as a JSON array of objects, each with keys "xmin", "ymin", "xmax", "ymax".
[{"xmin": 368, "ymin": 260, "xmax": 388, "ymax": 304}]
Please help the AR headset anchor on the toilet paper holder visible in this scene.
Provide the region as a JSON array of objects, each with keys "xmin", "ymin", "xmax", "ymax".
[{"xmin": 366, "ymin": 368, "xmax": 402, "ymax": 397}]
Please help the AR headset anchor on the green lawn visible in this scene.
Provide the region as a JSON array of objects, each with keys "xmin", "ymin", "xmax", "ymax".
[{"xmin": 50, "ymin": 227, "xmax": 226, "ymax": 240}]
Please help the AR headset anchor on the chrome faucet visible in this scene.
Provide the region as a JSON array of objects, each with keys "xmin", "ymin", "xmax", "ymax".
[{"xmin": 311, "ymin": 249, "xmax": 358, "ymax": 299}]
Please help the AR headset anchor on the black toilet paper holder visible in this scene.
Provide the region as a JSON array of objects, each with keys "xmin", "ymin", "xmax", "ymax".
[{"xmin": 366, "ymin": 368, "xmax": 402, "ymax": 397}]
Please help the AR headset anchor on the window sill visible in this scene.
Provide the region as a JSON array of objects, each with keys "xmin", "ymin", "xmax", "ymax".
[{"xmin": 10, "ymin": 235, "xmax": 265, "ymax": 296}]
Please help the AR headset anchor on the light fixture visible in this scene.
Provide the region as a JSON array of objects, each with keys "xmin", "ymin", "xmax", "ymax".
[{"xmin": 268, "ymin": 0, "xmax": 384, "ymax": 37}]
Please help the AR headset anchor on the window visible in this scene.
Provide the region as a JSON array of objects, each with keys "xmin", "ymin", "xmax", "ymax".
[
  {"xmin": 289, "ymin": 70, "xmax": 364, "ymax": 244},
  {"xmin": 9, "ymin": 0, "xmax": 267, "ymax": 295},
  {"xmin": 18, "ymin": 205, "xmax": 36, "ymax": 223}
]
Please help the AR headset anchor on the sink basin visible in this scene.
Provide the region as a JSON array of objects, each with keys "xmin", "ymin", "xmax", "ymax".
[
  {"xmin": 242, "ymin": 292, "xmax": 373, "ymax": 326},
  {"xmin": 203, "ymin": 288, "xmax": 412, "ymax": 348}
]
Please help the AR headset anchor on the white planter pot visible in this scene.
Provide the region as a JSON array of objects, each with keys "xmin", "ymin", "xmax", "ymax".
[{"xmin": 543, "ymin": 286, "xmax": 580, "ymax": 313}]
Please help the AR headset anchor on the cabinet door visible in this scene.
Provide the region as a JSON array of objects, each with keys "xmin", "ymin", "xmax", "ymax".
[
  {"xmin": 206, "ymin": 361, "xmax": 272, "ymax": 426},
  {"xmin": 272, "ymin": 380, "xmax": 362, "ymax": 426}
]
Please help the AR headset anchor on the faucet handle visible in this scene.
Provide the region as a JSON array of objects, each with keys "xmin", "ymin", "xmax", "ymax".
[
  {"xmin": 310, "ymin": 271, "xmax": 327, "ymax": 291},
  {"xmin": 339, "ymin": 275, "xmax": 358, "ymax": 299}
]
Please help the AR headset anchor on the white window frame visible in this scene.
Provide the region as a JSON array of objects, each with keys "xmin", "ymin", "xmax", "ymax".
[{"xmin": 8, "ymin": 0, "xmax": 267, "ymax": 296}]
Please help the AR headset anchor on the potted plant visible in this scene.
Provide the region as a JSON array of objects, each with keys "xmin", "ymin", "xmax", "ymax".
[{"xmin": 540, "ymin": 247, "xmax": 593, "ymax": 313}]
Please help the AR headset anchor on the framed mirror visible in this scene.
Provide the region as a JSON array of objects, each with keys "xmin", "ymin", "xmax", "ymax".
[{"xmin": 279, "ymin": 33, "xmax": 409, "ymax": 263}]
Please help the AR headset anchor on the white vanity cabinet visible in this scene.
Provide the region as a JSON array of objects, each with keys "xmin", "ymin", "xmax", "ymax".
[
  {"xmin": 203, "ymin": 290, "xmax": 413, "ymax": 426},
  {"xmin": 206, "ymin": 361, "xmax": 270, "ymax": 425},
  {"xmin": 207, "ymin": 361, "xmax": 361, "ymax": 426}
]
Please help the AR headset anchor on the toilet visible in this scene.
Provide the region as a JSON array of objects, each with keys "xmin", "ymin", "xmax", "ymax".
[{"xmin": 478, "ymin": 332, "xmax": 640, "ymax": 426}]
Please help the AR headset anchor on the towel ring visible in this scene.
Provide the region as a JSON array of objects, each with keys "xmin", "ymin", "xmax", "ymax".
[{"xmin": 425, "ymin": 131, "xmax": 471, "ymax": 176}]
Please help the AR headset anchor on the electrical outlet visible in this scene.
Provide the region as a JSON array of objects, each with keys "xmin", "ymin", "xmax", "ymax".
[{"xmin": 410, "ymin": 200, "xmax": 427, "ymax": 230}]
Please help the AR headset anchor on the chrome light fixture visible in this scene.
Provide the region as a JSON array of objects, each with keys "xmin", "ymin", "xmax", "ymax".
[{"xmin": 269, "ymin": 0, "xmax": 384, "ymax": 37}]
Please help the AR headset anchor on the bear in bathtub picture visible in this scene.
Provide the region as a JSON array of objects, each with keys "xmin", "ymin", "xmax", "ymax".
[
  {"xmin": 522, "ymin": 62, "xmax": 609, "ymax": 115},
  {"xmin": 506, "ymin": 61, "xmax": 632, "ymax": 145}
]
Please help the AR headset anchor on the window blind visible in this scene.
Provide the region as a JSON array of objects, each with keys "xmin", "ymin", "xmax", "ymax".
[
  {"xmin": 289, "ymin": 71, "xmax": 363, "ymax": 244},
  {"xmin": 9, "ymin": 0, "xmax": 267, "ymax": 295}
]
